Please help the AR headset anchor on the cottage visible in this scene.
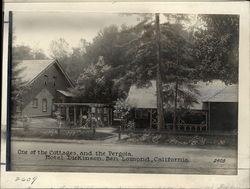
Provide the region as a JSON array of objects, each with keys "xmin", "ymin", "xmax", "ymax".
[
  {"xmin": 125, "ymin": 80, "xmax": 238, "ymax": 132},
  {"xmin": 202, "ymin": 85, "xmax": 238, "ymax": 132},
  {"xmin": 14, "ymin": 59, "xmax": 114, "ymax": 127},
  {"xmin": 14, "ymin": 59, "xmax": 74, "ymax": 117}
]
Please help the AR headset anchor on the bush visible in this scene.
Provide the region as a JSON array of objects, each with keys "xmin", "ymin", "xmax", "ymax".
[{"xmin": 122, "ymin": 132, "xmax": 236, "ymax": 147}]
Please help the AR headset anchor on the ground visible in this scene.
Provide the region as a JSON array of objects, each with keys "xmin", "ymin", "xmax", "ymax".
[{"xmin": 10, "ymin": 139, "xmax": 237, "ymax": 174}]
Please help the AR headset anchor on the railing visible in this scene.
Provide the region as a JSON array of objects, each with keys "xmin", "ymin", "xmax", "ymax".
[{"xmin": 165, "ymin": 123, "xmax": 207, "ymax": 132}]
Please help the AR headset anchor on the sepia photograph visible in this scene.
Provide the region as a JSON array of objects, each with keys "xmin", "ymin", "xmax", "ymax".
[{"xmin": 7, "ymin": 11, "xmax": 239, "ymax": 175}]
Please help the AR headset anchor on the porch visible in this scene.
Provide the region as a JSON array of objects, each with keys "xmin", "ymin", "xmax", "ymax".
[
  {"xmin": 128, "ymin": 108, "xmax": 209, "ymax": 133},
  {"xmin": 53, "ymin": 102, "xmax": 113, "ymax": 128}
]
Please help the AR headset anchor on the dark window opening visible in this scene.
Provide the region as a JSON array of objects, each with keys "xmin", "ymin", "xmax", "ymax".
[
  {"xmin": 32, "ymin": 98, "xmax": 38, "ymax": 108},
  {"xmin": 42, "ymin": 99, "xmax": 47, "ymax": 112}
]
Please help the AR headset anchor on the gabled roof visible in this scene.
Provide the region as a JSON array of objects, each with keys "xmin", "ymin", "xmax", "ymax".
[
  {"xmin": 126, "ymin": 80, "xmax": 238, "ymax": 109},
  {"xmin": 203, "ymin": 85, "xmax": 238, "ymax": 102},
  {"xmin": 126, "ymin": 82, "xmax": 157, "ymax": 109},
  {"xmin": 16, "ymin": 59, "xmax": 54, "ymax": 83},
  {"xmin": 15, "ymin": 59, "xmax": 74, "ymax": 87}
]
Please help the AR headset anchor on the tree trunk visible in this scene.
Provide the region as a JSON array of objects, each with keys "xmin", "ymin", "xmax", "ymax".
[
  {"xmin": 173, "ymin": 47, "xmax": 179, "ymax": 131},
  {"xmin": 173, "ymin": 81, "xmax": 178, "ymax": 131},
  {"xmin": 155, "ymin": 13, "xmax": 165, "ymax": 130}
]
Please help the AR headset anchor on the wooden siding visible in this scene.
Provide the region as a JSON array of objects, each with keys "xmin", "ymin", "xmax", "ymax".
[
  {"xmin": 21, "ymin": 63, "xmax": 72, "ymax": 117},
  {"xmin": 22, "ymin": 88, "xmax": 54, "ymax": 117},
  {"xmin": 209, "ymin": 102, "xmax": 238, "ymax": 131}
]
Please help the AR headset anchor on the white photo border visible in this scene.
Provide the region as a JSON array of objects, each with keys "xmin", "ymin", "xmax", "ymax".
[{"xmin": 1, "ymin": 2, "xmax": 249, "ymax": 189}]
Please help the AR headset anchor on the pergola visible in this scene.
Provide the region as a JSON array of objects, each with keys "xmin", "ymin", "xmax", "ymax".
[{"xmin": 54, "ymin": 102, "xmax": 113, "ymax": 127}]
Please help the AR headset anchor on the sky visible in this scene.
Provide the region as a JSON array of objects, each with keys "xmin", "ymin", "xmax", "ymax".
[
  {"xmin": 13, "ymin": 12, "xmax": 200, "ymax": 57},
  {"xmin": 13, "ymin": 12, "xmax": 140, "ymax": 57}
]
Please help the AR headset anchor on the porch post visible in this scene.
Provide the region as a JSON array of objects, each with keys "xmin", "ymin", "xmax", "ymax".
[
  {"xmin": 66, "ymin": 106, "xmax": 70, "ymax": 122},
  {"xmin": 110, "ymin": 106, "xmax": 113, "ymax": 126},
  {"xmin": 79, "ymin": 107, "xmax": 83, "ymax": 127},
  {"xmin": 205, "ymin": 111, "xmax": 208, "ymax": 131},
  {"xmin": 208, "ymin": 102, "xmax": 211, "ymax": 133},
  {"xmin": 149, "ymin": 109, "xmax": 152, "ymax": 129},
  {"xmin": 107, "ymin": 107, "xmax": 110, "ymax": 126},
  {"xmin": 73, "ymin": 106, "xmax": 77, "ymax": 126}
]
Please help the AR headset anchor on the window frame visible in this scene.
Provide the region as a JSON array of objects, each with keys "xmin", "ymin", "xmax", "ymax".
[
  {"xmin": 32, "ymin": 98, "xmax": 38, "ymax": 108},
  {"xmin": 42, "ymin": 98, "xmax": 48, "ymax": 112}
]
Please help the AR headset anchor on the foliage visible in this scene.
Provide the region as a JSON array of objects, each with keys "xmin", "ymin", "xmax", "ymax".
[
  {"xmin": 193, "ymin": 14, "xmax": 239, "ymax": 84},
  {"xmin": 13, "ymin": 45, "xmax": 47, "ymax": 60},
  {"xmin": 11, "ymin": 60, "xmax": 30, "ymax": 117},
  {"xmin": 49, "ymin": 38, "xmax": 71, "ymax": 60},
  {"xmin": 123, "ymin": 133, "xmax": 236, "ymax": 146},
  {"xmin": 113, "ymin": 98, "xmax": 131, "ymax": 118},
  {"xmin": 72, "ymin": 56, "xmax": 116, "ymax": 103},
  {"xmin": 163, "ymin": 82, "xmax": 200, "ymax": 110}
]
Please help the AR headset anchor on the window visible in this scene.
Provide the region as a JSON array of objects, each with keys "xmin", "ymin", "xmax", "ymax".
[
  {"xmin": 32, "ymin": 98, "xmax": 38, "ymax": 108},
  {"xmin": 44, "ymin": 75, "xmax": 48, "ymax": 85},
  {"xmin": 42, "ymin": 99, "xmax": 47, "ymax": 112},
  {"xmin": 53, "ymin": 76, "xmax": 57, "ymax": 86}
]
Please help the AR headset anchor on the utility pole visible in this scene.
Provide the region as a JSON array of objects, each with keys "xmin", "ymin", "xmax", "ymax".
[{"xmin": 155, "ymin": 13, "xmax": 165, "ymax": 130}]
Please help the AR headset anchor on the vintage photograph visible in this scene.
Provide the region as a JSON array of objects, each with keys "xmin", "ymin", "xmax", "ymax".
[{"xmin": 9, "ymin": 12, "xmax": 238, "ymax": 174}]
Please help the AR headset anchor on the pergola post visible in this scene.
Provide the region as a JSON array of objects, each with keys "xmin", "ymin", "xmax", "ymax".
[
  {"xmin": 66, "ymin": 106, "xmax": 70, "ymax": 122},
  {"xmin": 149, "ymin": 109, "xmax": 152, "ymax": 129},
  {"xmin": 73, "ymin": 106, "xmax": 77, "ymax": 126},
  {"xmin": 79, "ymin": 107, "xmax": 83, "ymax": 127},
  {"xmin": 205, "ymin": 111, "xmax": 208, "ymax": 131}
]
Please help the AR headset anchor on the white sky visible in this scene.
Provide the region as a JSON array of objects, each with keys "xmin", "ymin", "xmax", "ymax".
[
  {"xmin": 13, "ymin": 12, "xmax": 200, "ymax": 57},
  {"xmin": 13, "ymin": 12, "xmax": 140, "ymax": 56}
]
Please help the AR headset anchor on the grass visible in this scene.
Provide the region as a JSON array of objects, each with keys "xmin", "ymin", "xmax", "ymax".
[{"xmin": 11, "ymin": 128, "xmax": 114, "ymax": 140}]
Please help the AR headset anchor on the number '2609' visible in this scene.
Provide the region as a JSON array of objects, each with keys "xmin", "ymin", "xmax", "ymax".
[{"xmin": 213, "ymin": 159, "xmax": 226, "ymax": 163}]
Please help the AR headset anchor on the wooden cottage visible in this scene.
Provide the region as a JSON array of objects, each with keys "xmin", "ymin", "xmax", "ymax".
[
  {"xmin": 14, "ymin": 59, "xmax": 114, "ymax": 127},
  {"xmin": 14, "ymin": 59, "xmax": 74, "ymax": 117},
  {"xmin": 125, "ymin": 80, "xmax": 238, "ymax": 132},
  {"xmin": 202, "ymin": 85, "xmax": 238, "ymax": 132}
]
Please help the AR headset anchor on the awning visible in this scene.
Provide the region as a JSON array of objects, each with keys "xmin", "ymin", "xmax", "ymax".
[{"xmin": 57, "ymin": 90, "xmax": 75, "ymax": 97}]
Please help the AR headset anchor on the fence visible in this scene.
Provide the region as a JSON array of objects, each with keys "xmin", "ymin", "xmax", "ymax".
[
  {"xmin": 118, "ymin": 126, "xmax": 237, "ymax": 139},
  {"xmin": 11, "ymin": 126, "xmax": 95, "ymax": 139}
]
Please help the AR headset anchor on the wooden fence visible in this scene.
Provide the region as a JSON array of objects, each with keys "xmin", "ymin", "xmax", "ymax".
[{"xmin": 11, "ymin": 126, "xmax": 95, "ymax": 138}]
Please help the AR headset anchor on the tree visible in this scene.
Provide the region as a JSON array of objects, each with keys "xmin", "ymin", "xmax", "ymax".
[
  {"xmin": 13, "ymin": 45, "xmax": 47, "ymax": 60},
  {"xmin": 72, "ymin": 56, "xmax": 116, "ymax": 103},
  {"xmin": 49, "ymin": 38, "xmax": 71, "ymax": 60},
  {"xmin": 118, "ymin": 14, "xmax": 199, "ymax": 129},
  {"xmin": 155, "ymin": 13, "xmax": 165, "ymax": 130},
  {"xmin": 72, "ymin": 25, "xmax": 137, "ymax": 101},
  {"xmin": 11, "ymin": 60, "xmax": 30, "ymax": 117},
  {"xmin": 193, "ymin": 14, "xmax": 239, "ymax": 84}
]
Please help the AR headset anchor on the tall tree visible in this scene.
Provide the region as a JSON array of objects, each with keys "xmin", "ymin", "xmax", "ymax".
[
  {"xmin": 119, "ymin": 14, "xmax": 199, "ymax": 129},
  {"xmin": 155, "ymin": 13, "xmax": 165, "ymax": 130},
  {"xmin": 13, "ymin": 45, "xmax": 47, "ymax": 60},
  {"xmin": 72, "ymin": 56, "xmax": 116, "ymax": 103},
  {"xmin": 49, "ymin": 38, "xmax": 71, "ymax": 60},
  {"xmin": 193, "ymin": 14, "xmax": 239, "ymax": 84}
]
